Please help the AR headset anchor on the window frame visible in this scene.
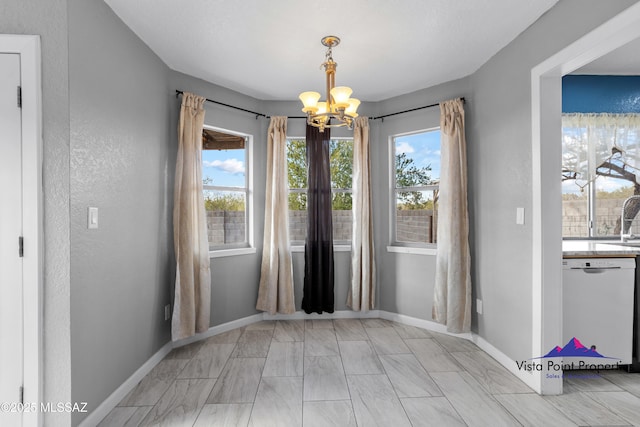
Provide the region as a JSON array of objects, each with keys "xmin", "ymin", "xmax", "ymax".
[
  {"xmin": 388, "ymin": 127, "xmax": 441, "ymax": 253},
  {"xmin": 286, "ymin": 136, "xmax": 354, "ymax": 247},
  {"xmin": 560, "ymin": 115, "xmax": 640, "ymax": 240},
  {"xmin": 202, "ymin": 125, "xmax": 255, "ymax": 258}
]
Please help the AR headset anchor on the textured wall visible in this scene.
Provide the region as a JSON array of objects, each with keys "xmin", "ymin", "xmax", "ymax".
[
  {"xmin": 68, "ymin": 0, "xmax": 172, "ymax": 424},
  {"xmin": 468, "ymin": 0, "xmax": 639, "ymax": 361},
  {"xmin": 0, "ymin": 2, "xmax": 72, "ymax": 426}
]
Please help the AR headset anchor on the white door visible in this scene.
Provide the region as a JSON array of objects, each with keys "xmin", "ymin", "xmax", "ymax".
[{"xmin": 0, "ymin": 52, "xmax": 24, "ymax": 426}]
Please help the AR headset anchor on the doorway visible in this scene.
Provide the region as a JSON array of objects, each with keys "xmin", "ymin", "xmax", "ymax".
[
  {"xmin": 532, "ymin": 3, "xmax": 640, "ymax": 395},
  {"xmin": 0, "ymin": 34, "xmax": 42, "ymax": 427}
]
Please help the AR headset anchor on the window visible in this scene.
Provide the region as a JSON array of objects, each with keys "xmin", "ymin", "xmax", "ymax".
[
  {"xmin": 390, "ymin": 129, "xmax": 441, "ymax": 247},
  {"xmin": 561, "ymin": 114, "xmax": 640, "ymax": 239},
  {"xmin": 202, "ymin": 126, "xmax": 252, "ymax": 253},
  {"xmin": 287, "ymin": 138, "xmax": 353, "ymax": 244}
]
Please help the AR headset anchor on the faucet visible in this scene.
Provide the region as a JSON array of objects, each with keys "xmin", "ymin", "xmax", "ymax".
[{"xmin": 621, "ymin": 195, "xmax": 640, "ymax": 242}]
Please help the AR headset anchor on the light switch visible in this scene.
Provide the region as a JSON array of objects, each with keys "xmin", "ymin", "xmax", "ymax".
[
  {"xmin": 88, "ymin": 207, "xmax": 99, "ymax": 229},
  {"xmin": 516, "ymin": 207, "xmax": 525, "ymax": 225}
]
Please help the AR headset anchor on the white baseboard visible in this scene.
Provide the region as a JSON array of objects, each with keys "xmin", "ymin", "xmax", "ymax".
[
  {"xmin": 263, "ymin": 309, "xmax": 380, "ymax": 321},
  {"xmin": 378, "ymin": 310, "xmax": 474, "ymax": 339},
  {"xmin": 378, "ymin": 310, "xmax": 537, "ymax": 392},
  {"xmin": 88, "ymin": 309, "xmax": 538, "ymax": 426},
  {"xmin": 79, "ymin": 341, "xmax": 173, "ymax": 427},
  {"xmin": 173, "ymin": 313, "xmax": 264, "ymax": 348},
  {"xmin": 471, "ymin": 334, "xmax": 539, "ymax": 392}
]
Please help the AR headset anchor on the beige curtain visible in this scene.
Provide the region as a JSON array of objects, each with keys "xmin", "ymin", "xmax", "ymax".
[
  {"xmin": 256, "ymin": 116, "xmax": 295, "ymax": 314},
  {"xmin": 432, "ymin": 98, "xmax": 472, "ymax": 333},
  {"xmin": 347, "ymin": 117, "xmax": 376, "ymax": 311},
  {"xmin": 172, "ymin": 92, "xmax": 211, "ymax": 341}
]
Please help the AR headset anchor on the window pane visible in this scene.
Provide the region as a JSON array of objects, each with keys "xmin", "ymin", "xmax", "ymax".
[
  {"xmin": 287, "ymin": 139, "xmax": 307, "ymax": 190},
  {"xmin": 562, "ymin": 180, "xmax": 588, "ymax": 238},
  {"xmin": 392, "ymin": 129, "xmax": 441, "ymax": 246},
  {"xmin": 202, "ymin": 136, "xmax": 246, "ymax": 188},
  {"xmin": 395, "ymin": 131, "xmax": 440, "ymax": 187},
  {"xmin": 395, "ymin": 190, "xmax": 438, "ymax": 244},
  {"xmin": 287, "ymin": 138, "xmax": 354, "ymax": 243},
  {"xmin": 204, "ymin": 190, "xmax": 246, "ymax": 248},
  {"xmin": 330, "ymin": 139, "xmax": 353, "ymax": 189},
  {"xmin": 332, "ymin": 191, "xmax": 352, "ymax": 242},
  {"xmin": 595, "ymin": 180, "xmax": 634, "ymax": 238}
]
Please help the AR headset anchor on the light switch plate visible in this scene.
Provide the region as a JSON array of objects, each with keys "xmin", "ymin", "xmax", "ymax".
[
  {"xmin": 476, "ymin": 299, "xmax": 483, "ymax": 314},
  {"xmin": 88, "ymin": 207, "xmax": 98, "ymax": 229},
  {"xmin": 516, "ymin": 207, "xmax": 525, "ymax": 225}
]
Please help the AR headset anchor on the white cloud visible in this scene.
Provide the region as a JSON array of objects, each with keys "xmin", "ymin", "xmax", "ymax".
[
  {"xmin": 204, "ymin": 158, "xmax": 245, "ymax": 174},
  {"xmin": 396, "ymin": 141, "xmax": 414, "ymax": 154}
]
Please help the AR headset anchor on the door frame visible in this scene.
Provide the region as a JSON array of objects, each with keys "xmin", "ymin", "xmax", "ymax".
[
  {"xmin": 0, "ymin": 35, "xmax": 43, "ymax": 426},
  {"xmin": 532, "ymin": 3, "xmax": 640, "ymax": 395}
]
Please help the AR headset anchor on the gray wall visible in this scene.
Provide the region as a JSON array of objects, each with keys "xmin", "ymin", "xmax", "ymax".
[
  {"xmin": 373, "ymin": 78, "xmax": 471, "ymax": 319},
  {"xmin": 68, "ymin": 0, "xmax": 173, "ymax": 424},
  {"xmin": 467, "ymin": 0, "xmax": 639, "ymax": 362},
  {"xmin": 0, "ymin": 2, "xmax": 72, "ymax": 426}
]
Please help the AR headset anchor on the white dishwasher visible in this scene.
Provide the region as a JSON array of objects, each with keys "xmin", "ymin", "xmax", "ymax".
[{"xmin": 563, "ymin": 257, "xmax": 636, "ymax": 366}]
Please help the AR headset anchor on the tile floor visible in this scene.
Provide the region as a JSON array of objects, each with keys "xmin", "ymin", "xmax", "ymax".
[{"xmin": 98, "ymin": 318, "xmax": 640, "ymax": 426}]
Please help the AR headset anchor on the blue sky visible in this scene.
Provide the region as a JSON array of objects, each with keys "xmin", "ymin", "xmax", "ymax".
[
  {"xmin": 395, "ymin": 129, "xmax": 441, "ymax": 181},
  {"xmin": 202, "ymin": 149, "xmax": 246, "ymax": 187},
  {"xmin": 202, "ymin": 129, "xmax": 441, "ymax": 188}
]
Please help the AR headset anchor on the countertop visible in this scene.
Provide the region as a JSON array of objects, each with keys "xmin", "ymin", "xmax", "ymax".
[{"xmin": 562, "ymin": 240, "xmax": 640, "ymax": 258}]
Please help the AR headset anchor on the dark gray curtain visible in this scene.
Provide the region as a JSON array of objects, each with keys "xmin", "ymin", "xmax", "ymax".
[{"xmin": 302, "ymin": 124, "xmax": 334, "ymax": 314}]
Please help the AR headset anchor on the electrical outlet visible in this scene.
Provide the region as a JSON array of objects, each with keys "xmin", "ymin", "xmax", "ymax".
[
  {"xmin": 164, "ymin": 304, "xmax": 171, "ymax": 321},
  {"xmin": 476, "ymin": 299, "xmax": 483, "ymax": 315}
]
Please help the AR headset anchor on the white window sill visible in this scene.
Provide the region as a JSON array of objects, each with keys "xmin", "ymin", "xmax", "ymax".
[
  {"xmin": 209, "ymin": 247, "xmax": 257, "ymax": 258},
  {"xmin": 291, "ymin": 245, "xmax": 352, "ymax": 253},
  {"xmin": 386, "ymin": 245, "xmax": 437, "ymax": 256}
]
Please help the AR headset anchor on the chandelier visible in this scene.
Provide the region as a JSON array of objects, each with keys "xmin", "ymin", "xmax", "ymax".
[{"xmin": 299, "ymin": 36, "xmax": 360, "ymax": 133}]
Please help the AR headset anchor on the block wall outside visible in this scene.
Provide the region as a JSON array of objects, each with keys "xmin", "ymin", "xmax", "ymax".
[
  {"xmin": 206, "ymin": 210, "xmax": 246, "ymax": 245},
  {"xmin": 562, "ymin": 198, "xmax": 640, "ymax": 237},
  {"xmin": 289, "ymin": 210, "xmax": 435, "ymax": 243},
  {"xmin": 206, "ymin": 209, "xmax": 437, "ymax": 245}
]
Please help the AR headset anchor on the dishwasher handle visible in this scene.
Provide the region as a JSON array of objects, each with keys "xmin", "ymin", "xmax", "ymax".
[{"xmin": 571, "ymin": 266, "xmax": 622, "ymax": 273}]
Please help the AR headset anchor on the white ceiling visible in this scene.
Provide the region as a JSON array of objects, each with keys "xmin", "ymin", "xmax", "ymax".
[
  {"xmin": 104, "ymin": 0, "xmax": 559, "ymax": 101},
  {"xmin": 573, "ymin": 38, "xmax": 640, "ymax": 75}
]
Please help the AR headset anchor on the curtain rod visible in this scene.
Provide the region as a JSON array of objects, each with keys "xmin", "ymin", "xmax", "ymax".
[
  {"xmin": 370, "ymin": 97, "xmax": 466, "ymax": 121},
  {"xmin": 176, "ymin": 90, "xmax": 465, "ymax": 121},
  {"xmin": 175, "ymin": 90, "xmax": 306, "ymax": 119}
]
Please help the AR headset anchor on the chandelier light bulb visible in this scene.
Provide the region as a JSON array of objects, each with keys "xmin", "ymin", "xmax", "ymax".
[
  {"xmin": 330, "ymin": 86, "xmax": 353, "ymax": 109},
  {"xmin": 346, "ymin": 98, "xmax": 360, "ymax": 117},
  {"xmin": 299, "ymin": 91, "xmax": 321, "ymax": 113}
]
